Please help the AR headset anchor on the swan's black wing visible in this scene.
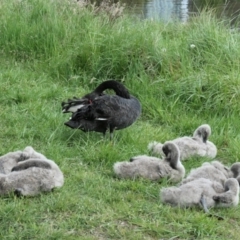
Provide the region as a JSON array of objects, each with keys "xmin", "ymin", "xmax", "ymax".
[
  {"xmin": 61, "ymin": 98, "xmax": 89, "ymax": 113},
  {"xmin": 68, "ymin": 96, "xmax": 120, "ymax": 121},
  {"xmin": 85, "ymin": 95, "xmax": 141, "ymax": 130},
  {"xmin": 70, "ymin": 104, "xmax": 95, "ymax": 120},
  {"xmin": 64, "ymin": 118, "xmax": 108, "ymax": 133},
  {"xmin": 64, "ymin": 103, "xmax": 108, "ymax": 133},
  {"xmin": 62, "ymin": 92, "xmax": 106, "ymax": 113},
  {"xmin": 89, "ymin": 96, "xmax": 122, "ymax": 119},
  {"xmin": 62, "ymin": 79, "xmax": 132, "ymax": 114}
]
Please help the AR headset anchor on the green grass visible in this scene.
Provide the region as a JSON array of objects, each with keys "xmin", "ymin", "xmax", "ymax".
[{"xmin": 1, "ymin": 0, "xmax": 240, "ymax": 239}]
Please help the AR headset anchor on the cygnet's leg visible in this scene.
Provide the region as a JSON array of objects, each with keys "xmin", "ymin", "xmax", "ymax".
[
  {"xmin": 200, "ymin": 194, "xmax": 209, "ymax": 213},
  {"xmin": 200, "ymin": 194, "xmax": 224, "ymax": 220}
]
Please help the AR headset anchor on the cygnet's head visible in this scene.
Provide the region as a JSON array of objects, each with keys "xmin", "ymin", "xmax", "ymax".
[
  {"xmin": 193, "ymin": 124, "xmax": 211, "ymax": 143},
  {"xmin": 23, "ymin": 146, "xmax": 47, "ymax": 160},
  {"xmin": 230, "ymin": 163, "xmax": 240, "ymax": 178},
  {"xmin": 162, "ymin": 141, "xmax": 180, "ymax": 169},
  {"xmin": 224, "ymin": 178, "xmax": 239, "ymax": 192}
]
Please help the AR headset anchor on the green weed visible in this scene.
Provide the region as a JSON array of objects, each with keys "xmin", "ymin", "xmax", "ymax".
[{"xmin": 1, "ymin": 0, "xmax": 240, "ymax": 239}]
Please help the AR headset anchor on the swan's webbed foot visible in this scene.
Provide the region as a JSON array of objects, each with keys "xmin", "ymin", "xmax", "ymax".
[{"xmin": 14, "ymin": 188, "xmax": 24, "ymax": 197}]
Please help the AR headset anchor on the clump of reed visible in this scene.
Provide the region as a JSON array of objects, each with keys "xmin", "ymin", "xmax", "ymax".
[
  {"xmin": 77, "ymin": 0, "xmax": 125, "ymax": 20},
  {"xmin": 0, "ymin": 0, "xmax": 240, "ymax": 117}
]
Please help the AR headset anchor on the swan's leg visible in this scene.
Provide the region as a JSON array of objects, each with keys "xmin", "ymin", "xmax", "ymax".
[
  {"xmin": 110, "ymin": 132, "xmax": 114, "ymax": 141},
  {"xmin": 109, "ymin": 126, "xmax": 114, "ymax": 141},
  {"xmin": 102, "ymin": 131, "xmax": 106, "ymax": 138}
]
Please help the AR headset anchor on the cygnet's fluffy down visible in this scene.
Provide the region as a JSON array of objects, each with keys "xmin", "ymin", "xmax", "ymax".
[
  {"xmin": 180, "ymin": 160, "xmax": 232, "ymax": 186},
  {"xmin": 113, "ymin": 141, "xmax": 185, "ymax": 183},
  {"xmin": 161, "ymin": 178, "xmax": 239, "ymax": 209},
  {"xmin": 0, "ymin": 146, "xmax": 64, "ymax": 197},
  {"xmin": 148, "ymin": 124, "xmax": 217, "ymax": 161}
]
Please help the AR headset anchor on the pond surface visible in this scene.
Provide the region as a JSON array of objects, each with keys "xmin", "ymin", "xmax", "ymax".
[{"xmin": 121, "ymin": 0, "xmax": 240, "ymax": 22}]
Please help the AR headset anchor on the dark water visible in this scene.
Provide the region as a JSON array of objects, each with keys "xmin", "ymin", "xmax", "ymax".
[{"xmin": 120, "ymin": 0, "xmax": 240, "ymax": 22}]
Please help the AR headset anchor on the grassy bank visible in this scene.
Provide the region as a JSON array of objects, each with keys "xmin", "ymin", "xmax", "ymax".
[{"xmin": 1, "ymin": 0, "xmax": 240, "ymax": 239}]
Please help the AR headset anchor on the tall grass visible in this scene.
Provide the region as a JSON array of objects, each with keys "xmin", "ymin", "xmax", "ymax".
[{"xmin": 1, "ymin": 0, "xmax": 240, "ymax": 239}]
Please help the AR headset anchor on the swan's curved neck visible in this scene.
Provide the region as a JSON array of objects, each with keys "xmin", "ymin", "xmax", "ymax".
[{"xmin": 94, "ymin": 80, "xmax": 130, "ymax": 99}]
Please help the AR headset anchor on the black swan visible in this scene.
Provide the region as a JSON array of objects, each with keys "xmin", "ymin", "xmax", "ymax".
[{"xmin": 62, "ymin": 80, "xmax": 141, "ymax": 139}]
